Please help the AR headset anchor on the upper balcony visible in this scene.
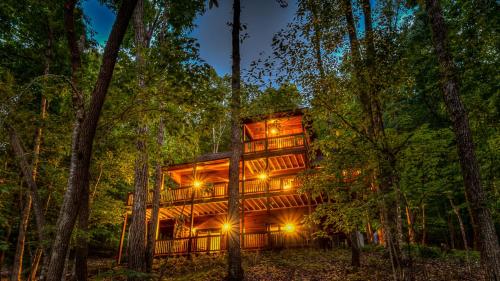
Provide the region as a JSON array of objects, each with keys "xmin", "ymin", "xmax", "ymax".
[
  {"xmin": 243, "ymin": 111, "xmax": 308, "ymax": 155},
  {"xmin": 126, "ymin": 173, "xmax": 301, "ymax": 207}
]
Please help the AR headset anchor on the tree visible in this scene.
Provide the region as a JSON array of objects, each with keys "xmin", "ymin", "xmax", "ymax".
[
  {"xmin": 424, "ymin": 0, "xmax": 500, "ymax": 278},
  {"xmin": 227, "ymin": 0, "xmax": 244, "ymax": 279},
  {"xmin": 127, "ymin": 0, "xmax": 149, "ymax": 277},
  {"xmin": 45, "ymin": 1, "xmax": 138, "ymax": 280}
]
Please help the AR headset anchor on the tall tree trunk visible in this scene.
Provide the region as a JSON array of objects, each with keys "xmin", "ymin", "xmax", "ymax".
[
  {"xmin": 0, "ymin": 224, "xmax": 12, "ymax": 273},
  {"xmin": 342, "ymin": 0, "xmax": 403, "ymax": 270},
  {"xmin": 447, "ymin": 213, "xmax": 455, "ymax": 249},
  {"xmin": 45, "ymin": 1, "xmax": 138, "ymax": 280},
  {"xmin": 10, "ymin": 190, "xmax": 32, "ymax": 281},
  {"xmin": 421, "ymin": 204, "xmax": 426, "ymax": 245},
  {"xmin": 73, "ymin": 189, "xmax": 89, "ymax": 281},
  {"xmin": 467, "ymin": 206, "xmax": 480, "ymax": 250},
  {"xmin": 425, "ymin": 0, "xmax": 500, "ymax": 279},
  {"xmin": 227, "ymin": 0, "xmax": 244, "ymax": 280},
  {"xmin": 146, "ymin": 117, "xmax": 164, "ymax": 272},
  {"xmin": 449, "ymin": 198, "xmax": 471, "ymax": 271},
  {"xmin": 128, "ymin": 0, "xmax": 149, "ymax": 278},
  {"xmin": 405, "ymin": 206, "xmax": 416, "ymax": 244},
  {"xmin": 449, "ymin": 199, "xmax": 469, "ymax": 250},
  {"xmin": 350, "ymin": 230, "xmax": 361, "ymax": 267}
]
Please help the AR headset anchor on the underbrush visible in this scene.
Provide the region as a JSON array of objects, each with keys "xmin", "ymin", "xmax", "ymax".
[{"xmin": 89, "ymin": 247, "xmax": 484, "ymax": 281}]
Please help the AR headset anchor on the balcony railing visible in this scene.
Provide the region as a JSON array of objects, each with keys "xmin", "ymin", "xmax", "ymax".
[
  {"xmin": 126, "ymin": 175, "xmax": 300, "ymax": 206},
  {"xmin": 154, "ymin": 230, "xmax": 309, "ymax": 256},
  {"xmin": 244, "ymin": 133, "xmax": 305, "ymax": 154}
]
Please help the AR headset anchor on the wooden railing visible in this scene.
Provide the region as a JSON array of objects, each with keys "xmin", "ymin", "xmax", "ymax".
[
  {"xmin": 154, "ymin": 230, "xmax": 309, "ymax": 256},
  {"xmin": 127, "ymin": 175, "xmax": 300, "ymax": 206},
  {"xmin": 244, "ymin": 133, "xmax": 305, "ymax": 154}
]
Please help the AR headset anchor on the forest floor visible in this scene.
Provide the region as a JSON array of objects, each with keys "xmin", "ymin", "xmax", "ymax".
[{"xmin": 89, "ymin": 246, "xmax": 485, "ymax": 281}]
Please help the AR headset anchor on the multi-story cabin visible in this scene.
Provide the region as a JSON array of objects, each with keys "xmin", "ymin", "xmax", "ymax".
[{"xmin": 118, "ymin": 110, "xmax": 323, "ymax": 261}]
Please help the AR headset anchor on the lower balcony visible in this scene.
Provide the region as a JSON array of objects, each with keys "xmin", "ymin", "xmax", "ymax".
[{"xmin": 154, "ymin": 230, "xmax": 310, "ymax": 256}]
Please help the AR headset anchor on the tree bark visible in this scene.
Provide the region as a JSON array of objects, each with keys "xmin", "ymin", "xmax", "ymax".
[
  {"xmin": 227, "ymin": 0, "xmax": 244, "ymax": 280},
  {"xmin": 45, "ymin": 1, "xmax": 138, "ymax": 280},
  {"xmin": 405, "ymin": 206, "xmax": 416, "ymax": 244},
  {"xmin": 425, "ymin": 0, "xmax": 500, "ymax": 279},
  {"xmin": 73, "ymin": 187, "xmax": 89, "ymax": 281},
  {"xmin": 449, "ymin": 199, "xmax": 469, "ymax": 249},
  {"xmin": 128, "ymin": 0, "xmax": 149, "ymax": 278},
  {"xmin": 146, "ymin": 117, "xmax": 164, "ymax": 272},
  {"xmin": 350, "ymin": 231, "xmax": 361, "ymax": 267},
  {"xmin": 421, "ymin": 203, "xmax": 426, "ymax": 245},
  {"xmin": 10, "ymin": 191, "xmax": 32, "ymax": 281}
]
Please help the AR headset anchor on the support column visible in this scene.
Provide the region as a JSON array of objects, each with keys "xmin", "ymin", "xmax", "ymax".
[
  {"xmin": 188, "ymin": 163, "xmax": 197, "ymax": 255},
  {"xmin": 117, "ymin": 212, "xmax": 128, "ymax": 264},
  {"xmin": 241, "ymin": 146, "xmax": 245, "ymax": 248}
]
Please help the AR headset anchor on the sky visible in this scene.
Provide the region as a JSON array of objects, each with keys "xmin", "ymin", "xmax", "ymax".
[{"xmin": 82, "ymin": 0, "xmax": 298, "ymax": 76}]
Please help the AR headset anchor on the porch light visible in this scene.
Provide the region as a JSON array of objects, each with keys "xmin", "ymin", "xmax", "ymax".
[
  {"xmin": 284, "ymin": 223, "xmax": 295, "ymax": 233},
  {"xmin": 258, "ymin": 173, "xmax": 268, "ymax": 181},
  {"xmin": 193, "ymin": 180, "xmax": 202, "ymax": 189},
  {"xmin": 222, "ymin": 222, "xmax": 231, "ymax": 233},
  {"xmin": 269, "ymin": 127, "xmax": 279, "ymax": 135}
]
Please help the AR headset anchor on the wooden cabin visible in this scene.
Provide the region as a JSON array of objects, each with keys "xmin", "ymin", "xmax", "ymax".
[{"xmin": 118, "ymin": 110, "xmax": 324, "ymax": 260}]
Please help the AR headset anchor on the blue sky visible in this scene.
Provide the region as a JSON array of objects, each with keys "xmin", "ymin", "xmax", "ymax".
[{"xmin": 82, "ymin": 0, "xmax": 298, "ymax": 76}]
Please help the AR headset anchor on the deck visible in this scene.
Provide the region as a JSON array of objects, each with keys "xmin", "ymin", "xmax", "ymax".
[
  {"xmin": 154, "ymin": 230, "xmax": 310, "ymax": 256},
  {"xmin": 126, "ymin": 174, "xmax": 303, "ymax": 206}
]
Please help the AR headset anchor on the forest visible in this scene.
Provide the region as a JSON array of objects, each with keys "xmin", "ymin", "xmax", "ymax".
[{"xmin": 0, "ymin": 0, "xmax": 499, "ymax": 280}]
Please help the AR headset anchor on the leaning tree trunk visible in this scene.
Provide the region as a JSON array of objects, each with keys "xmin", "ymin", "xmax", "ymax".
[
  {"xmin": 128, "ymin": 0, "xmax": 149, "ymax": 278},
  {"xmin": 425, "ymin": 0, "xmax": 500, "ymax": 279},
  {"xmin": 45, "ymin": 1, "xmax": 138, "ymax": 280},
  {"xmin": 146, "ymin": 117, "xmax": 164, "ymax": 272},
  {"xmin": 10, "ymin": 192, "xmax": 32, "ymax": 281},
  {"xmin": 73, "ymin": 187, "xmax": 89, "ymax": 281},
  {"xmin": 8, "ymin": 128, "xmax": 47, "ymax": 250},
  {"xmin": 10, "ymin": 70, "xmax": 48, "ymax": 281},
  {"xmin": 227, "ymin": 0, "xmax": 244, "ymax": 280}
]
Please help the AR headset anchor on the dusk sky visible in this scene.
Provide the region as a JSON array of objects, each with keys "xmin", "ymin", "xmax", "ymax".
[{"xmin": 82, "ymin": 0, "xmax": 298, "ymax": 76}]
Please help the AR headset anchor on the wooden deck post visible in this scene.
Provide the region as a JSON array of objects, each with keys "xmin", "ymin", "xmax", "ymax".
[
  {"xmin": 187, "ymin": 162, "xmax": 197, "ymax": 255},
  {"xmin": 117, "ymin": 212, "xmax": 128, "ymax": 264},
  {"xmin": 241, "ymin": 129, "xmax": 244, "ymax": 249}
]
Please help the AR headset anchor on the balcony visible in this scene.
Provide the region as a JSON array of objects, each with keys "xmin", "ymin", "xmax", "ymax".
[
  {"xmin": 243, "ymin": 133, "xmax": 306, "ymax": 154},
  {"xmin": 154, "ymin": 230, "xmax": 309, "ymax": 256},
  {"xmin": 126, "ymin": 175, "xmax": 300, "ymax": 206}
]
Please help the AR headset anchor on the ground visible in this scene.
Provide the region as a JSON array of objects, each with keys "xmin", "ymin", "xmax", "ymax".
[{"xmin": 89, "ymin": 247, "xmax": 485, "ymax": 281}]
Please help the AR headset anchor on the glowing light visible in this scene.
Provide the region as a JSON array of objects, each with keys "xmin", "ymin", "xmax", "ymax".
[
  {"xmin": 284, "ymin": 223, "xmax": 296, "ymax": 233},
  {"xmin": 193, "ymin": 180, "xmax": 202, "ymax": 188},
  {"xmin": 258, "ymin": 173, "xmax": 268, "ymax": 181},
  {"xmin": 222, "ymin": 222, "xmax": 232, "ymax": 233},
  {"xmin": 283, "ymin": 184, "xmax": 291, "ymax": 190},
  {"xmin": 192, "ymin": 228, "xmax": 197, "ymax": 234},
  {"xmin": 269, "ymin": 127, "xmax": 279, "ymax": 135}
]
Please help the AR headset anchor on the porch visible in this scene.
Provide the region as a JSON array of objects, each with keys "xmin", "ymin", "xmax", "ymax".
[{"xmin": 154, "ymin": 230, "xmax": 310, "ymax": 256}]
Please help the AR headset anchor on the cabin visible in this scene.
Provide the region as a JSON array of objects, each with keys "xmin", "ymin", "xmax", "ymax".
[{"xmin": 118, "ymin": 109, "xmax": 324, "ymax": 261}]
